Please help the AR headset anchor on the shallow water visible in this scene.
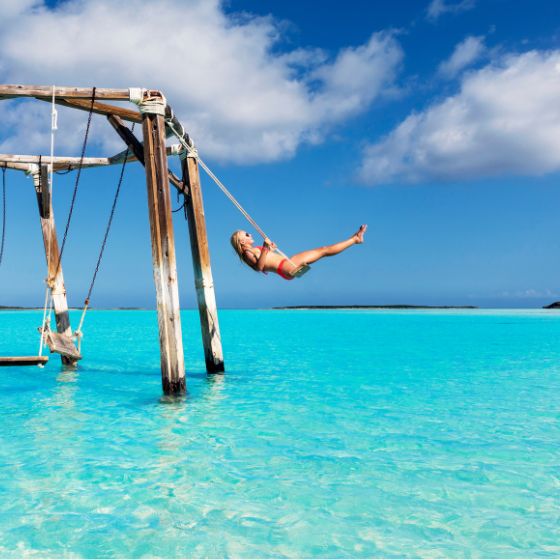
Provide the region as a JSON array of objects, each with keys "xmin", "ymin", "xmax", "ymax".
[{"xmin": 0, "ymin": 309, "xmax": 559, "ymax": 558}]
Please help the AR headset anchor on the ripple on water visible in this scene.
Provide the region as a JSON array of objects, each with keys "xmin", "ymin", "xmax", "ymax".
[{"xmin": 0, "ymin": 309, "xmax": 559, "ymax": 557}]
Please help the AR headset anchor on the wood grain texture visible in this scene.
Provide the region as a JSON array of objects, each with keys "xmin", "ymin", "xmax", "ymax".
[
  {"xmin": 107, "ymin": 115, "xmax": 187, "ymax": 194},
  {"xmin": 0, "ymin": 85, "xmax": 130, "ymax": 100},
  {"xmin": 142, "ymin": 108, "xmax": 186, "ymax": 395},
  {"xmin": 33, "ymin": 165, "xmax": 80, "ymax": 366},
  {"xmin": 0, "ymin": 356, "xmax": 49, "ymax": 366},
  {"xmin": 182, "ymin": 157, "xmax": 225, "ymax": 373}
]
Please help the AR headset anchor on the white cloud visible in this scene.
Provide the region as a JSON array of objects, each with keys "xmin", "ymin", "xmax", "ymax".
[
  {"xmin": 426, "ymin": 0, "xmax": 476, "ymax": 22},
  {"xmin": 438, "ymin": 35, "xmax": 485, "ymax": 78},
  {"xmin": 359, "ymin": 49, "xmax": 560, "ymax": 185},
  {"xmin": 0, "ymin": 0, "xmax": 402, "ymax": 164}
]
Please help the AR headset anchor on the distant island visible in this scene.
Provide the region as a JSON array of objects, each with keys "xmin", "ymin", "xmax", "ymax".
[
  {"xmin": 543, "ymin": 302, "xmax": 560, "ymax": 309},
  {"xmin": 273, "ymin": 305, "xmax": 479, "ymax": 310},
  {"xmin": 0, "ymin": 305, "xmax": 144, "ymax": 310}
]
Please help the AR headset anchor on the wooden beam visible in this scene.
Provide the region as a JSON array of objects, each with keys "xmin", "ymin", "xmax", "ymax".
[
  {"xmin": 0, "ymin": 356, "xmax": 49, "ymax": 366},
  {"xmin": 0, "ymin": 154, "xmax": 112, "ymax": 166},
  {"xmin": 47, "ymin": 98, "xmax": 142, "ymax": 124},
  {"xmin": 107, "ymin": 115, "xmax": 187, "ymax": 194},
  {"xmin": 142, "ymin": 103, "xmax": 186, "ymax": 395},
  {"xmin": 0, "ymin": 145, "xmax": 179, "ymax": 171},
  {"xmin": 0, "ymin": 162, "xmax": 31, "ymax": 172},
  {"xmin": 0, "ymin": 85, "xmax": 131, "ymax": 100},
  {"xmin": 33, "ymin": 165, "xmax": 80, "ymax": 366},
  {"xmin": 182, "ymin": 156, "xmax": 225, "ymax": 373}
]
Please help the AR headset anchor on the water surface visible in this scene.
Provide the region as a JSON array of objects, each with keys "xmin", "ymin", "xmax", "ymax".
[{"xmin": 0, "ymin": 309, "xmax": 558, "ymax": 557}]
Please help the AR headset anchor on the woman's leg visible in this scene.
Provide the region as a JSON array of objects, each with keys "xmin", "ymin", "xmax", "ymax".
[{"xmin": 289, "ymin": 225, "xmax": 367, "ymax": 267}]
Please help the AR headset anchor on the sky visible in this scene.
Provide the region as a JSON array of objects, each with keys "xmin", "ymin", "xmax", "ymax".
[{"xmin": 0, "ymin": 0, "xmax": 560, "ymax": 309}]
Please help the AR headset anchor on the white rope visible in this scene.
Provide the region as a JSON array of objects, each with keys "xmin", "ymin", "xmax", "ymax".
[
  {"xmin": 129, "ymin": 88, "xmax": 166, "ymax": 116},
  {"xmin": 38, "ymin": 285, "xmax": 51, "ymax": 359},
  {"xmin": 37, "ymin": 85, "xmax": 58, "ymax": 363},
  {"xmin": 167, "ymin": 121, "xmax": 297, "ymax": 266},
  {"xmin": 74, "ymin": 303, "xmax": 88, "ymax": 353}
]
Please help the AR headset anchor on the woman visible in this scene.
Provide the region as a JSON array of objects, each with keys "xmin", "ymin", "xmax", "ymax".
[{"xmin": 230, "ymin": 225, "xmax": 367, "ymax": 280}]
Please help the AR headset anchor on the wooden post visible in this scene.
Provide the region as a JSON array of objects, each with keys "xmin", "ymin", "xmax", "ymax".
[
  {"xmin": 182, "ymin": 155, "xmax": 225, "ymax": 373},
  {"xmin": 106, "ymin": 115, "xmax": 186, "ymax": 193},
  {"xmin": 141, "ymin": 94, "xmax": 186, "ymax": 395},
  {"xmin": 32, "ymin": 164, "xmax": 78, "ymax": 366}
]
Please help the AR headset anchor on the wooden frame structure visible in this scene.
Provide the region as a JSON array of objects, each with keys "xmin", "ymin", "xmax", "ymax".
[{"xmin": 0, "ymin": 84, "xmax": 225, "ymax": 394}]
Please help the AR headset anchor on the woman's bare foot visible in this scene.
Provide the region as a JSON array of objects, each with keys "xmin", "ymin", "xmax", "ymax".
[{"xmin": 353, "ymin": 224, "xmax": 367, "ymax": 244}]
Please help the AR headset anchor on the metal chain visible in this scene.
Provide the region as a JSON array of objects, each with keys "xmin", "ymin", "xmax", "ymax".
[{"xmin": 53, "ymin": 87, "xmax": 96, "ymax": 280}]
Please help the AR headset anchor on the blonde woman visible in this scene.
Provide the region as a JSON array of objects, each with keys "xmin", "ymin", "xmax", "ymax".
[{"xmin": 230, "ymin": 225, "xmax": 367, "ymax": 280}]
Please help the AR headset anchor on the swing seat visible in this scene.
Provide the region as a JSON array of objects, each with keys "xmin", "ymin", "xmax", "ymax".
[
  {"xmin": 0, "ymin": 356, "xmax": 49, "ymax": 366},
  {"xmin": 40, "ymin": 329, "xmax": 82, "ymax": 361},
  {"xmin": 291, "ymin": 264, "xmax": 311, "ymax": 278}
]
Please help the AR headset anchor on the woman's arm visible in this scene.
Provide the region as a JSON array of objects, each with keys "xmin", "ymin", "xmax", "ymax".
[
  {"xmin": 255, "ymin": 244, "xmax": 270, "ymax": 271},
  {"xmin": 242, "ymin": 250, "xmax": 260, "ymax": 271}
]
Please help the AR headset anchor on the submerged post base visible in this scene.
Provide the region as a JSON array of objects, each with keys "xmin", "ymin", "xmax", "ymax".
[{"xmin": 162, "ymin": 378, "xmax": 186, "ymax": 396}]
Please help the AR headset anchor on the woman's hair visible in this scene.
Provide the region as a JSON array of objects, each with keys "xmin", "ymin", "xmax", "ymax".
[{"xmin": 230, "ymin": 230, "xmax": 247, "ymax": 263}]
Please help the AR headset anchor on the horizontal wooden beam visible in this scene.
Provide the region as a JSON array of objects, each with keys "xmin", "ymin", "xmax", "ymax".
[
  {"xmin": 53, "ymin": 98, "xmax": 142, "ymax": 124},
  {"xmin": 0, "ymin": 145, "xmax": 181, "ymax": 172},
  {"xmin": 0, "ymin": 162, "xmax": 31, "ymax": 172},
  {"xmin": 0, "ymin": 85, "xmax": 132, "ymax": 100},
  {"xmin": 0, "ymin": 154, "xmax": 112, "ymax": 167}
]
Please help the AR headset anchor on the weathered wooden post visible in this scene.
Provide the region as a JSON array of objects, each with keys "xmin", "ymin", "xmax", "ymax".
[
  {"xmin": 181, "ymin": 154, "xmax": 225, "ymax": 373},
  {"xmin": 30, "ymin": 163, "xmax": 79, "ymax": 366},
  {"xmin": 139, "ymin": 91, "xmax": 186, "ymax": 395}
]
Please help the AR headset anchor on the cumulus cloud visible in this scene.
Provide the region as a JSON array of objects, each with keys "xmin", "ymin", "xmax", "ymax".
[
  {"xmin": 359, "ymin": 49, "xmax": 560, "ymax": 185},
  {"xmin": 0, "ymin": 0, "xmax": 402, "ymax": 164},
  {"xmin": 438, "ymin": 35, "xmax": 485, "ymax": 78},
  {"xmin": 426, "ymin": 0, "xmax": 476, "ymax": 22}
]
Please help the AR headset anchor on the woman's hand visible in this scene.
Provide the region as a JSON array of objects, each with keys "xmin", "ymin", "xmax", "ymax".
[{"xmin": 263, "ymin": 238, "xmax": 277, "ymax": 251}]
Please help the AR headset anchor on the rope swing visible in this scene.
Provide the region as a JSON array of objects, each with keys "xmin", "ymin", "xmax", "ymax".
[
  {"xmin": 0, "ymin": 164, "xmax": 6, "ymax": 267},
  {"xmin": 166, "ymin": 121, "xmax": 310, "ymax": 278}
]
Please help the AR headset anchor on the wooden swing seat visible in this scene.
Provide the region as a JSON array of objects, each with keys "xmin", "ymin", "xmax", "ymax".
[
  {"xmin": 291, "ymin": 264, "xmax": 311, "ymax": 278},
  {"xmin": 41, "ymin": 329, "xmax": 82, "ymax": 361},
  {"xmin": 0, "ymin": 356, "xmax": 49, "ymax": 366}
]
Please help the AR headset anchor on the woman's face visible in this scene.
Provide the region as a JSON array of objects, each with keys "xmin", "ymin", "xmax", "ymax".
[{"xmin": 240, "ymin": 231, "xmax": 254, "ymax": 247}]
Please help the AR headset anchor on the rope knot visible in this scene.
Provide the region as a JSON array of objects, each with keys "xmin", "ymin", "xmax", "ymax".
[
  {"xmin": 179, "ymin": 145, "xmax": 198, "ymax": 160},
  {"xmin": 130, "ymin": 88, "xmax": 167, "ymax": 116}
]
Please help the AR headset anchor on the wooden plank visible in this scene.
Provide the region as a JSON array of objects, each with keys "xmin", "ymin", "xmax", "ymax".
[
  {"xmin": 0, "ymin": 85, "xmax": 130, "ymax": 100},
  {"xmin": 0, "ymin": 356, "xmax": 49, "ymax": 366},
  {"xmin": 0, "ymin": 162, "xmax": 31, "ymax": 172},
  {"xmin": 182, "ymin": 157, "xmax": 225, "ymax": 373},
  {"xmin": 142, "ymin": 104, "xmax": 186, "ymax": 395},
  {"xmin": 33, "ymin": 164, "xmax": 80, "ymax": 366},
  {"xmin": 0, "ymin": 154, "xmax": 111, "ymax": 166},
  {"xmin": 107, "ymin": 115, "xmax": 187, "ymax": 194},
  {"xmin": 54, "ymin": 98, "xmax": 142, "ymax": 124},
  {"xmin": 42, "ymin": 330, "xmax": 82, "ymax": 361}
]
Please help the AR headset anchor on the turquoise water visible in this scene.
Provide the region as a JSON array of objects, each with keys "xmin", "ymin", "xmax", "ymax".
[{"xmin": 0, "ymin": 309, "xmax": 559, "ymax": 558}]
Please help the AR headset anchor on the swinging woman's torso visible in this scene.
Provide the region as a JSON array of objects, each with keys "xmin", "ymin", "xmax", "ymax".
[{"xmin": 244, "ymin": 246, "xmax": 294, "ymax": 279}]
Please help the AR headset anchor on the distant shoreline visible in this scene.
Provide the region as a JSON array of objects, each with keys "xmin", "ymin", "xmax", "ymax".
[
  {"xmin": 0, "ymin": 306, "xmax": 145, "ymax": 311},
  {"xmin": 272, "ymin": 305, "xmax": 479, "ymax": 310},
  {"xmin": 2, "ymin": 304, "xmax": 479, "ymax": 311}
]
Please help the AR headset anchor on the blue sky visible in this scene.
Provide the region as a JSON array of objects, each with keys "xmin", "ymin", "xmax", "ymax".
[{"xmin": 1, "ymin": 0, "xmax": 560, "ymax": 308}]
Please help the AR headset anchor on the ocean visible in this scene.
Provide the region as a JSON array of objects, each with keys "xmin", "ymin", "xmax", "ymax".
[{"xmin": 0, "ymin": 309, "xmax": 558, "ymax": 557}]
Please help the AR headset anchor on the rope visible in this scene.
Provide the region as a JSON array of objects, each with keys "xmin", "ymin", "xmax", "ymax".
[
  {"xmin": 74, "ymin": 123, "xmax": 135, "ymax": 344},
  {"xmin": 0, "ymin": 164, "xmax": 6, "ymax": 267},
  {"xmin": 49, "ymin": 85, "xmax": 57, "ymax": 193},
  {"xmin": 53, "ymin": 87, "xmax": 96, "ymax": 281},
  {"xmin": 38, "ymin": 285, "xmax": 51, "ymax": 358},
  {"xmin": 37, "ymin": 154, "xmax": 52, "ymax": 360},
  {"xmin": 167, "ymin": 120, "xmax": 297, "ymax": 266},
  {"xmin": 55, "ymin": 166, "xmax": 73, "ymax": 175}
]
